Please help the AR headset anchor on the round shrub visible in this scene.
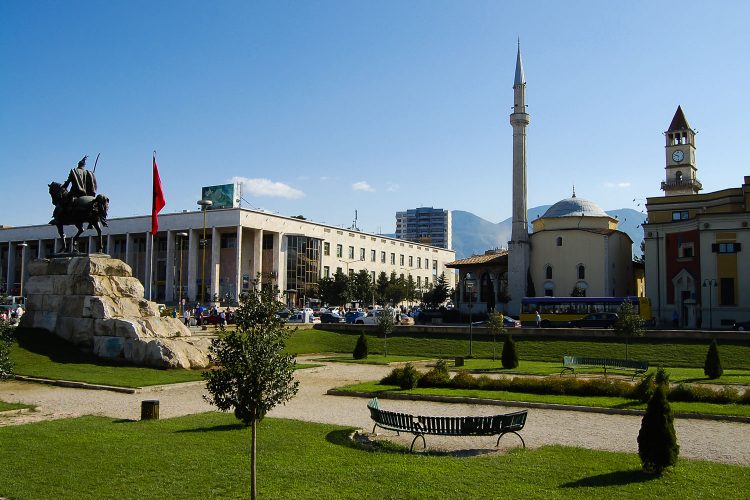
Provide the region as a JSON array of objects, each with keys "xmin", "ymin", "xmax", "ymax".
[
  {"xmin": 380, "ymin": 367, "xmax": 404, "ymax": 386},
  {"xmin": 399, "ymin": 363, "xmax": 421, "ymax": 390},
  {"xmin": 419, "ymin": 359, "xmax": 451, "ymax": 387},
  {"xmin": 450, "ymin": 370, "xmax": 477, "ymax": 389}
]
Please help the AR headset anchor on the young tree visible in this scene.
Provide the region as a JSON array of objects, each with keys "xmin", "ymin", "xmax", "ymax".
[
  {"xmin": 377, "ymin": 305, "xmax": 397, "ymax": 357},
  {"xmin": 703, "ymin": 338, "xmax": 723, "ymax": 379},
  {"xmin": 486, "ymin": 312, "xmax": 507, "ymax": 361},
  {"xmin": 501, "ymin": 334, "xmax": 519, "ymax": 369},
  {"xmin": 613, "ymin": 301, "xmax": 645, "ymax": 359},
  {"xmin": 353, "ymin": 332, "xmax": 369, "ymax": 360},
  {"xmin": 0, "ymin": 320, "xmax": 14, "ymax": 379},
  {"xmin": 637, "ymin": 368, "xmax": 679, "ymax": 474},
  {"xmin": 375, "ymin": 271, "xmax": 389, "ymax": 304},
  {"xmin": 384, "ymin": 273, "xmax": 407, "ymax": 306},
  {"xmin": 351, "ymin": 269, "xmax": 374, "ymax": 306},
  {"xmin": 203, "ymin": 287, "xmax": 300, "ymax": 500}
]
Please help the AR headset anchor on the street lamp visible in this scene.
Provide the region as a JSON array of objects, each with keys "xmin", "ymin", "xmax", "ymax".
[
  {"xmin": 702, "ymin": 278, "xmax": 717, "ymax": 330},
  {"xmin": 197, "ymin": 199, "xmax": 213, "ymax": 305},
  {"xmin": 176, "ymin": 232, "xmax": 188, "ymax": 314},
  {"xmin": 18, "ymin": 242, "xmax": 28, "ymax": 299},
  {"xmin": 464, "ymin": 272, "xmax": 476, "ymax": 357}
]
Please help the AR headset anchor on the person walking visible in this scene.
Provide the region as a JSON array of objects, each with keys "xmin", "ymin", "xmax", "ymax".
[
  {"xmin": 535, "ymin": 310, "xmax": 542, "ymax": 328},
  {"xmin": 183, "ymin": 308, "xmax": 190, "ymax": 326}
]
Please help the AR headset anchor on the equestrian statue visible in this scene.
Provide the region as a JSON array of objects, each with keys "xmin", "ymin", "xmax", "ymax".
[{"xmin": 48, "ymin": 155, "xmax": 109, "ymax": 254}]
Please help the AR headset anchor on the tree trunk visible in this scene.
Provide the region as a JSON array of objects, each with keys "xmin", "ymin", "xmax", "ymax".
[{"xmin": 251, "ymin": 419, "xmax": 257, "ymax": 500}]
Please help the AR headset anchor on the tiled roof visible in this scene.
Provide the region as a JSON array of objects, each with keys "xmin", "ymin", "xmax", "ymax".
[{"xmin": 446, "ymin": 251, "xmax": 508, "ymax": 268}]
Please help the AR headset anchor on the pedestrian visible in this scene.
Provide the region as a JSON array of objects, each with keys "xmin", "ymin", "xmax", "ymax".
[
  {"xmin": 535, "ymin": 310, "xmax": 541, "ymax": 328},
  {"xmin": 183, "ymin": 308, "xmax": 190, "ymax": 326},
  {"xmin": 220, "ymin": 310, "xmax": 226, "ymax": 327}
]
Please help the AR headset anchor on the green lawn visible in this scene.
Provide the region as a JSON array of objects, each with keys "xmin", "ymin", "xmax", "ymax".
[
  {"xmin": 289, "ymin": 328, "xmax": 750, "ymax": 370},
  {"xmin": 0, "ymin": 401, "xmax": 32, "ymax": 412},
  {"xmin": 337, "ymin": 382, "xmax": 750, "ymax": 418},
  {"xmin": 0, "ymin": 413, "xmax": 747, "ymax": 499}
]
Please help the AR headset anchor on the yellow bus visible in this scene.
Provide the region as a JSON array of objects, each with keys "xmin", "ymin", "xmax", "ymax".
[{"xmin": 520, "ymin": 296, "xmax": 653, "ymax": 328}]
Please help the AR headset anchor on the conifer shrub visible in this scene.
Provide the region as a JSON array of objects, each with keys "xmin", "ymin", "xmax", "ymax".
[
  {"xmin": 632, "ymin": 372, "xmax": 656, "ymax": 402},
  {"xmin": 501, "ymin": 334, "xmax": 519, "ymax": 369},
  {"xmin": 352, "ymin": 332, "xmax": 368, "ymax": 360},
  {"xmin": 419, "ymin": 359, "xmax": 451, "ymax": 387},
  {"xmin": 638, "ymin": 368, "xmax": 679, "ymax": 474},
  {"xmin": 704, "ymin": 339, "xmax": 723, "ymax": 379},
  {"xmin": 399, "ymin": 363, "xmax": 421, "ymax": 390}
]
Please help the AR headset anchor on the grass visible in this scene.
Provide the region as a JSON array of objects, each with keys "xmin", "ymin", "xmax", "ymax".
[
  {"xmin": 314, "ymin": 354, "xmax": 433, "ymax": 365},
  {"xmin": 0, "ymin": 401, "xmax": 32, "ymax": 412},
  {"xmin": 0, "ymin": 413, "xmax": 747, "ymax": 499},
  {"xmin": 337, "ymin": 382, "xmax": 750, "ymax": 418}
]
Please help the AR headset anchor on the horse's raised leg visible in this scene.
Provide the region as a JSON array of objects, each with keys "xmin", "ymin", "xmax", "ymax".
[
  {"xmin": 72, "ymin": 224, "xmax": 85, "ymax": 253},
  {"xmin": 94, "ymin": 222, "xmax": 103, "ymax": 253},
  {"xmin": 55, "ymin": 224, "xmax": 68, "ymax": 253}
]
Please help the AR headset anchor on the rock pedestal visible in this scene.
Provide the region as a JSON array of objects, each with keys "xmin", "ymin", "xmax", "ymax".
[{"xmin": 19, "ymin": 255, "xmax": 209, "ymax": 369}]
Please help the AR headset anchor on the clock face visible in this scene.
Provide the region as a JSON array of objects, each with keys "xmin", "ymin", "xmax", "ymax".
[{"xmin": 672, "ymin": 150, "xmax": 684, "ymax": 163}]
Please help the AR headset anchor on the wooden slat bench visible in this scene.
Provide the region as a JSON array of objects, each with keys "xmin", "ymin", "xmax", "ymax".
[
  {"xmin": 561, "ymin": 356, "xmax": 649, "ymax": 378},
  {"xmin": 367, "ymin": 398, "xmax": 527, "ymax": 452}
]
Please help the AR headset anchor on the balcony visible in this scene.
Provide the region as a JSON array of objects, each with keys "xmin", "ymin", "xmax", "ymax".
[{"xmin": 661, "ymin": 178, "xmax": 703, "ymax": 192}]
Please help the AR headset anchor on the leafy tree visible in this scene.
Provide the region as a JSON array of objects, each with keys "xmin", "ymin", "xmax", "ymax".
[
  {"xmin": 320, "ymin": 269, "xmax": 349, "ymax": 307},
  {"xmin": 703, "ymin": 339, "xmax": 723, "ymax": 379},
  {"xmin": 405, "ymin": 275, "xmax": 417, "ymax": 304},
  {"xmin": 353, "ymin": 332, "xmax": 368, "ymax": 360},
  {"xmin": 377, "ymin": 306, "xmax": 397, "ymax": 357},
  {"xmin": 501, "ymin": 334, "xmax": 519, "ymax": 369},
  {"xmin": 351, "ymin": 269, "xmax": 374, "ymax": 306},
  {"xmin": 0, "ymin": 320, "xmax": 14, "ymax": 379},
  {"xmin": 613, "ymin": 301, "xmax": 645, "ymax": 359},
  {"xmin": 423, "ymin": 272, "xmax": 451, "ymax": 308},
  {"xmin": 384, "ymin": 273, "xmax": 406, "ymax": 306},
  {"xmin": 375, "ymin": 272, "xmax": 389, "ymax": 304},
  {"xmin": 486, "ymin": 312, "xmax": 507, "ymax": 361},
  {"xmin": 203, "ymin": 287, "xmax": 300, "ymax": 500},
  {"xmin": 637, "ymin": 368, "xmax": 679, "ymax": 474}
]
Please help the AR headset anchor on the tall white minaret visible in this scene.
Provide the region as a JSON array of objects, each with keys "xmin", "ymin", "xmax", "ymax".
[{"xmin": 507, "ymin": 41, "xmax": 530, "ymax": 315}]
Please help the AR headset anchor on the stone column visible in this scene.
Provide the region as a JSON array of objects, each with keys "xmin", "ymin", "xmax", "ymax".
[
  {"xmin": 125, "ymin": 233, "xmax": 133, "ymax": 268},
  {"xmin": 37, "ymin": 239, "xmax": 45, "ymax": 259},
  {"xmin": 235, "ymin": 225, "xmax": 243, "ymax": 303},
  {"xmin": 144, "ymin": 233, "xmax": 153, "ymax": 300},
  {"xmin": 7, "ymin": 242, "xmax": 16, "ymax": 293},
  {"xmin": 253, "ymin": 229, "xmax": 263, "ymax": 289},
  {"xmin": 88, "ymin": 236, "xmax": 95, "ymax": 254},
  {"xmin": 273, "ymin": 232, "xmax": 284, "ymax": 292},
  {"xmin": 165, "ymin": 230, "xmax": 175, "ymax": 302},
  {"xmin": 106, "ymin": 234, "xmax": 113, "ymax": 256},
  {"xmin": 187, "ymin": 229, "xmax": 198, "ymax": 302},
  {"xmin": 211, "ymin": 227, "xmax": 220, "ymax": 302}
]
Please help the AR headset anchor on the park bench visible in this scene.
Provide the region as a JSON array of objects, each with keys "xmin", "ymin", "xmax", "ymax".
[
  {"xmin": 561, "ymin": 356, "xmax": 649, "ymax": 378},
  {"xmin": 366, "ymin": 398, "xmax": 527, "ymax": 452}
]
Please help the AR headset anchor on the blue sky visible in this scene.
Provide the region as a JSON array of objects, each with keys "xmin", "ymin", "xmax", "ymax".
[{"xmin": 2, "ymin": 1, "xmax": 748, "ymax": 233}]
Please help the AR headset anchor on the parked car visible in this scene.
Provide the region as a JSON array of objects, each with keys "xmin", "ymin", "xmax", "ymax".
[
  {"xmin": 569, "ymin": 312, "xmax": 619, "ymax": 328},
  {"xmin": 471, "ymin": 316, "xmax": 521, "ymax": 328},
  {"xmin": 355, "ymin": 309, "xmax": 397, "ymax": 325},
  {"xmin": 732, "ymin": 320, "xmax": 750, "ymax": 331},
  {"xmin": 345, "ymin": 310, "xmax": 366, "ymax": 324},
  {"xmin": 320, "ymin": 312, "xmax": 345, "ymax": 324},
  {"xmin": 287, "ymin": 311, "xmax": 319, "ymax": 324},
  {"xmin": 398, "ymin": 314, "xmax": 415, "ymax": 326}
]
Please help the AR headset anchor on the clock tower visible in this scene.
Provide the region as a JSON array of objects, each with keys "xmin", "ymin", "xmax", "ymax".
[{"xmin": 662, "ymin": 106, "xmax": 701, "ymax": 195}]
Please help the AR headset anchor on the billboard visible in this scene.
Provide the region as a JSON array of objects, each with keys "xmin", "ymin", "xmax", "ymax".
[{"xmin": 201, "ymin": 183, "xmax": 241, "ymax": 209}]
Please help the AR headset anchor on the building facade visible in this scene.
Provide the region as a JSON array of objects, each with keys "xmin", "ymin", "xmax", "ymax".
[
  {"xmin": 644, "ymin": 107, "xmax": 750, "ymax": 328},
  {"xmin": 0, "ymin": 208, "xmax": 456, "ymax": 307},
  {"xmin": 395, "ymin": 207, "xmax": 452, "ymax": 250}
]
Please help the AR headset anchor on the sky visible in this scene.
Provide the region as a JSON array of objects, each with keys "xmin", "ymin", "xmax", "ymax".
[{"xmin": 2, "ymin": 1, "xmax": 749, "ymax": 234}]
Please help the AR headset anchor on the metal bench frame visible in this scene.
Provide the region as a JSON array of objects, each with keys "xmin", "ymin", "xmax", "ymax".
[
  {"xmin": 367, "ymin": 399, "xmax": 527, "ymax": 452},
  {"xmin": 561, "ymin": 355, "xmax": 649, "ymax": 378}
]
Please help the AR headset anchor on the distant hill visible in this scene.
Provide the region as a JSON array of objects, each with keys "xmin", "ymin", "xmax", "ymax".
[{"xmin": 451, "ymin": 206, "xmax": 645, "ymax": 260}]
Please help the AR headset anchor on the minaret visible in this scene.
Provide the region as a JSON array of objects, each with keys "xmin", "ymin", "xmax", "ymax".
[{"xmin": 507, "ymin": 41, "xmax": 530, "ymax": 314}]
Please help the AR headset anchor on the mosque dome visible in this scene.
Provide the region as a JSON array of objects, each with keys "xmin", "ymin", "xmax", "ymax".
[{"xmin": 541, "ymin": 195, "xmax": 609, "ymax": 219}]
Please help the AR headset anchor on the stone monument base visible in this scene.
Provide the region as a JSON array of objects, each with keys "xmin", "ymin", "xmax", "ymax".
[{"xmin": 19, "ymin": 255, "xmax": 210, "ymax": 369}]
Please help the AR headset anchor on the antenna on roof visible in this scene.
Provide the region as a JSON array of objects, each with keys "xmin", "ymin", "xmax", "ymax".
[{"xmin": 350, "ymin": 210, "xmax": 360, "ymax": 231}]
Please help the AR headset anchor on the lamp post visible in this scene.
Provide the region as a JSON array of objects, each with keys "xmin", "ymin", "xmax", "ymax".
[
  {"xmin": 464, "ymin": 272, "xmax": 476, "ymax": 357},
  {"xmin": 197, "ymin": 199, "xmax": 213, "ymax": 305},
  {"xmin": 702, "ymin": 278, "xmax": 717, "ymax": 330},
  {"xmin": 176, "ymin": 232, "xmax": 188, "ymax": 314},
  {"xmin": 18, "ymin": 242, "xmax": 28, "ymax": 300},
  {"xmin": 400, "ymin": 267, "xmax": 419, "ymax": 308}
]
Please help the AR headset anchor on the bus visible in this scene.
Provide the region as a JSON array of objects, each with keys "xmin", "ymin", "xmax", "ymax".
[{"xmin": 520, "ymin": 296, "xmax": 653, "ymax": 327}]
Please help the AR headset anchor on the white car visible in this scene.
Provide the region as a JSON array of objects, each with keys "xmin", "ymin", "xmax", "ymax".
[
  {"xmin": 287, "ymin": 311, "xmax": 320, "ymax": 324},
  {"xmin": 355, "ymin": 309, "xmax": 397, "ymax": 325}
]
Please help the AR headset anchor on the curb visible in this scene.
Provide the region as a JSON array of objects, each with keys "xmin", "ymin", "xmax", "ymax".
[
  {"xmin": 12, "ymin": 376, "xmax": 139, "ymax": 394},
  {"xmin": 326, "ymin": 389, "xmax": 750, "ymax": 424},
  {"xmin": 0, "ymin": 407, "xmax": 32, "ymax": 417}
]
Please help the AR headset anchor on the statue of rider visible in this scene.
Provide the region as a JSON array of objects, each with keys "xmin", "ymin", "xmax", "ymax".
[{"xmin": 60, "ymin": 155, "xmax": 98, "ymax": 211}]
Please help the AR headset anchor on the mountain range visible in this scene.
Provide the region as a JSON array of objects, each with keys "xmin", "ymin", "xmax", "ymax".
[{"xmin": 451, "ymin": 207, "xmax": 646, "ymax": 260}]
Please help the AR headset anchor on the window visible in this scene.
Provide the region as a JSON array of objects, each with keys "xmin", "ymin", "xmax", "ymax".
[
  {"xmin": 336, "ymin": 244, "xmax": 343, "ymax": 258},
  {"xmin": 370, "ymin": 249, "xmax": 376, "ymax": 262},
  {"xmin": 425, "ymin": 258, "xmax": 429, "ymax": 269},
  {"xmin": 713, "ymin": 243, "xmax": 741, "ymax": 253},
  {"xmin": 360, "ymin": 248, "xmax": 366, "ymax": 261},
  {"xmin": 675, "ymin": 171, "xmax": 683, "ymax": 182},
  {"xmin": 545, "ymin": 266, "xmax": 553, "ymax": 280},
  {"xmin": 324, "ymin": 242, "xmax": 330, "ymax": 256},
  {"xmin": 348, "ymin": 246, "xmax": 354, "ymax": 259},
  {"xmin": 348, "ymin": 269, "xmax": 354, "ymax": 277},
  {"xmin": 678, "ymin": 242, "xmax": 694, "ymax": 259},
  {"xmin": 424, "ymin": 277, "xmax": 429, "ymax": 287},
  {"xmin": 720, "ymin": 278, "xmax": 736, "ymax": 306},
  {"xmin": 336, "ymin": 267, "xmax": 342, "ymax": 274},
  {"xmin": 556, "ymin": 237, "xmax": 563, "ymax": 247},
  {"xmin": 400, "ymin": 255, "xmax": 405, "ymax": 266},
  {"xmin": 408, "ymin": 256, "xmax": 413, "ymax": 267},
  {"xmin": 323, "ymin": 266, "xmax": 330, "ymax": 278},
  {"xmin": 577, "ymin": 265, "xmax": 585, "ymax": 279},
  {"xmin": 220, "ymin": 235, "xmax": 236, "ymax": 248},
  {"xmin": 391, "ymin": 253, "xmax": 396, "ymax": 265},
  {"xmin": 381, "ymin": 251, "xmax": 386, "ymax": 263},
  {"xmin": 672, "ymin": 211, "xmax": 689, "ymax": 221},
  {"xmin": 417, "ymin": 276, "xmax": 422, "ymax": 287},
  {"xmin": 417, "ymin": 257, "xmax": 422, "ymax": 268}
]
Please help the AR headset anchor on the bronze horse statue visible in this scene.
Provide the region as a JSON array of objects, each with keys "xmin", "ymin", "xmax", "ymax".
[{"xmin": 48, "ymin": 182, "xmax": 109, "ymax": 253}]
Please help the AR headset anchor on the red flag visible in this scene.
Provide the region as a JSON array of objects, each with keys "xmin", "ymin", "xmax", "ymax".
[{"xmin": 151, "ymin": 153, "xmax": 166, "ymax": 235}]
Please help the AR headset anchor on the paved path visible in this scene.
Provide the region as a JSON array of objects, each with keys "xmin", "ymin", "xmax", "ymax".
[{"xmin": 1, "ymin": 358, "xmax": 749, "ymax": 465}]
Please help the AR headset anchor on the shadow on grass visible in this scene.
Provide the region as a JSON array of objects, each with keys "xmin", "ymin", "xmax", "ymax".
[
  {"xmin": 560, "ymin": 469, "xmax": 658, "ymax": 488},
  {"xmin": 15, "ymin": 328, "xmax": 142, "ymax": 368},
  {"xmin": 175, "ymin": 423, "xmax": 247, "ymax": 433}
]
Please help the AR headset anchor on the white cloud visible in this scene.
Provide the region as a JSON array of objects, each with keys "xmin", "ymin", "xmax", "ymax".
[
  {"xmin": 604, "ymin": 181, "xmax": 631, "ymax": 189},
  {"xmin": 352, "ymin": 181, "xmax": 375, "ymax": 192},
  {"xmin": 386, "ymin": 182, "xmax": 400, "ymax": 192},
  {"xmin": 232, "ymin": 177, "xmax": 305, "ymax": 199}
]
